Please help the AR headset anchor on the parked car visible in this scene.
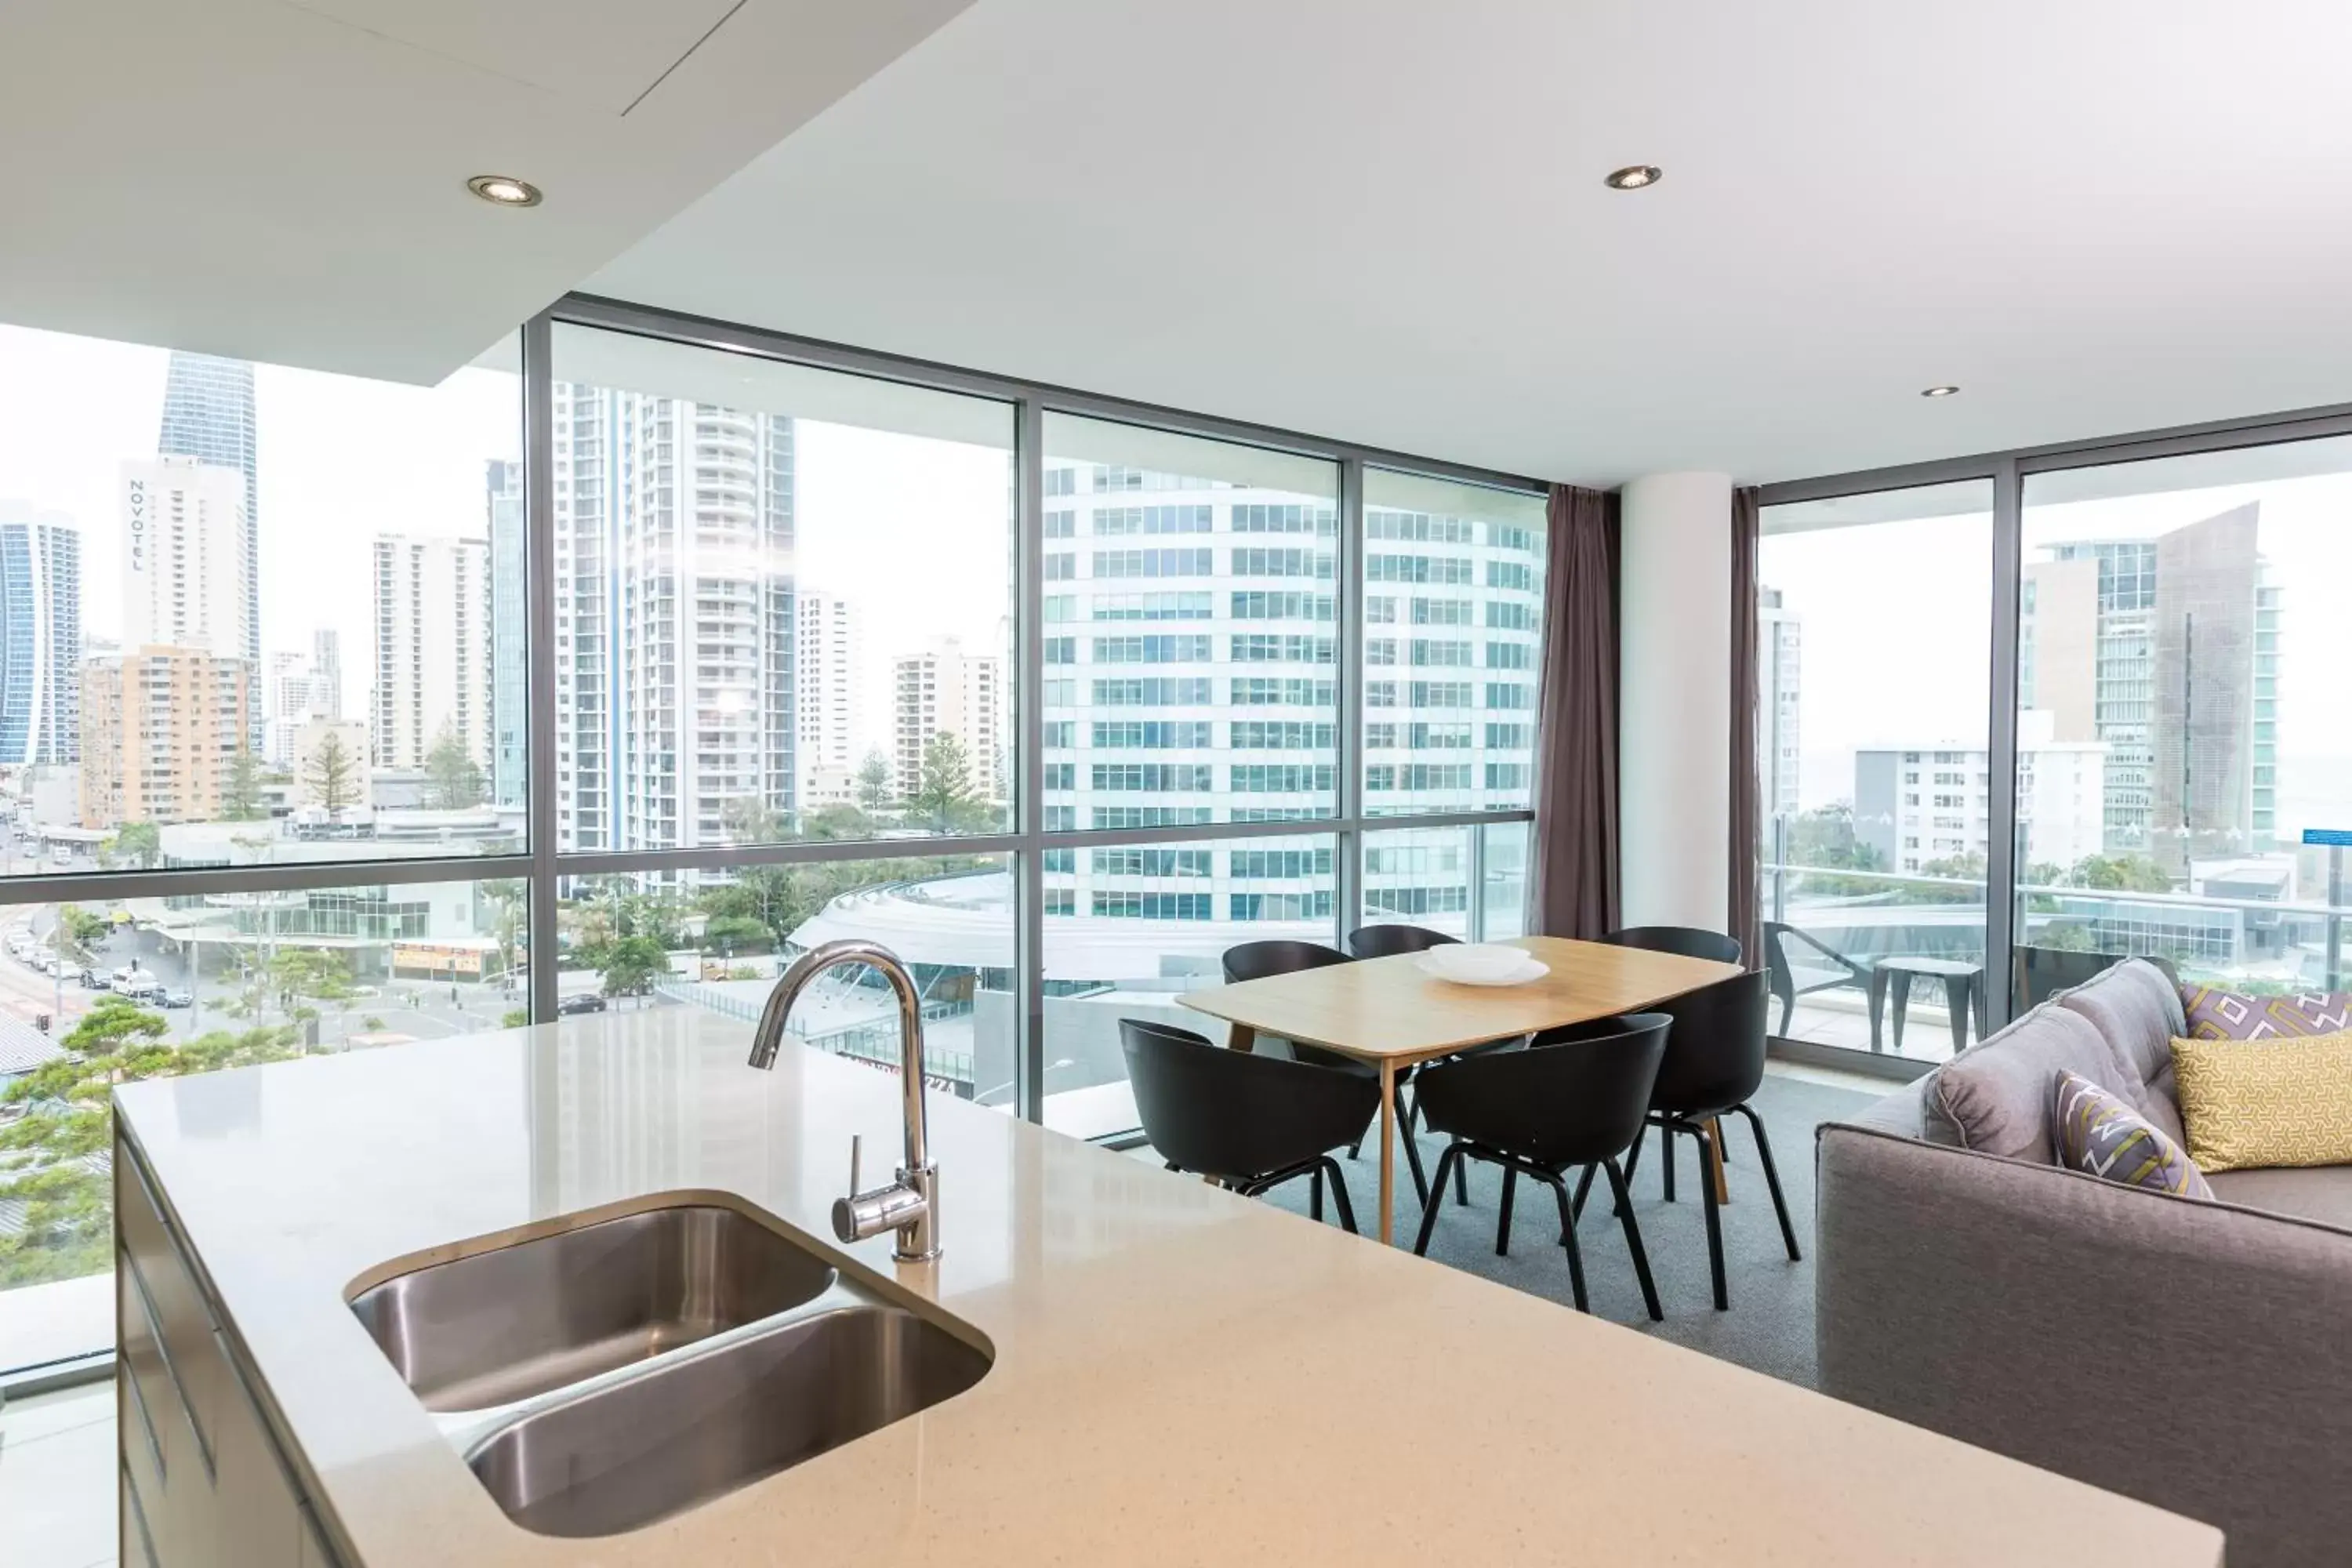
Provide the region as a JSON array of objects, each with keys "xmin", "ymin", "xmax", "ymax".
[
  {"xmin": 119, "ymin": 976, "xmax": 163, "ymax": 1001},
  {"xmin": 161, "ymin": 989, "xmax": 194, "ymax": 1009},
  {"xmin": 554, "ymin": 993, "xmax": 608, "ymax": 1015},
  {"xmin": 73, "ymin": 967, "xmax": 99, "ymax": 988}
]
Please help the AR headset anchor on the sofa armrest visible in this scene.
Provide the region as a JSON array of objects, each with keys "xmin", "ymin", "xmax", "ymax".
[{"xmin": 1817, "ymin": 1123, "xmax": 2352, "ymax": 1568}]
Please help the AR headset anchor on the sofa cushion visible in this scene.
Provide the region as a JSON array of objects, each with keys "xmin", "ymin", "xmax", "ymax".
[
  {"xmin": 2052, "ymin": 1069, "xmax": 2213, "ymax": 1200},
  {"xmin": 2173, "ymin": 1030, "xmax": 2352, "ymax": 1174},
  {"xmin": 1929, "ymin": 1004, "xmax": 2135, "ymax": 1163},
  {"xmin": 2204, "ymin": 1163, "xmax": 2352, "ymax": 1230},
  {"xmin": 2056, "ymin": 958, "xmax": 2189, "ymax": 1145},
  {"xmin": 2180, "ymin": 985, "xmax": 2352, "ymax": 1041}
]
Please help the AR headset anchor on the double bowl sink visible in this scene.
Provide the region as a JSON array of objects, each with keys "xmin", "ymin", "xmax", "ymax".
[{"xmin": 347, "ymin": 1200, "xmax": 990, "ymax": 1537}]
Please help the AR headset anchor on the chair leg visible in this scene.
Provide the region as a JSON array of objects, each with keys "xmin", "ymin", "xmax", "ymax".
[
  {"xmin": 1541, "ymin": 1172, "xmax": 1589, "ymax": 1312},
  {"xmin": 1568, "ymin": 1160, "xmax": 1597, "ymax": 1223},
  {"xmin": 1319, "ymin": 1156, "xmax": 1359, "ymax": 1235},
  {"xmin": 1661, "ymin": 1120, "xmax": 1677, "ymax": 1203},
  {"xmin": 1732, "ymin": 1102, "xmax": 1802, "ymax": 1261},
  {"xmin": 1776, "ymin": 992, "xmax": 1795, "ymax": 1037},
  {"xmin": 1411, "ymin": 1145, "xmax": 1458, "ymax": 1255},
  {"xmin": 1453, "ymin": 1138, "xmax": 1469, "ymax": 1207},
  {"xmin": 1310, "ymin": 1166, "xmax": 1324, "ymax": 1223},
  {"xmin": 1495, "ymin": 1166, "xmax": 1517, "ymax": 1254},
  {"xmin": 1696, "ymin": 1121, "xmax": 1728, "ymax": 1310},
  {"xmin": 1399, "ymin": 1107, "xmax": 1431, "ymax": 1211},
  {"xmin": 1603, "ymin": 1157, "xmax": 1663, "ymax": 1323},
  {"xmin": 1165, "ymin": 1160, "xmax": 1181, "ymax": 1171}
]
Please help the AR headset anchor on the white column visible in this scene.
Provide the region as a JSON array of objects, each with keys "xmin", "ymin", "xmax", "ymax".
[{"xmin": 1618, "ymin": 473, "xmax": 1733, "ymax": 931}]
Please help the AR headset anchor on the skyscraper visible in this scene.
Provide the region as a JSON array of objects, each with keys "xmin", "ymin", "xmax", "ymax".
[
  {"xmin": 2027, "ymin": 504, "xmax": 2275, "ymax": 862},
  {"xmin": 894, "ymin": 637, "xmax": 1004, "ymax": 803},
  {"xmin": 263, "ymin": 633, "xmax": 339, "ymax": 766},
  {"xmin": 550, "ymin": 386, "xmax": 795, "ymax": 859},
  {"xmin": 370, "ymin": 534, "xmax": 492, "ymax": 778},
  {"xmin": 157, "ymin": 352, "xmax": 258, "ymax": 664},
  {"xmin": 795, "ymin": 590, "xmax": 861, "ymax": 809},
  {"xmin": 0, "ymin": 504, "xmax": 82, "ymax": 765},
  {"xmin": 121, "ymin": 455, "xmax": 251, "ymax": 659},
  {"xmin": 485, "ymin": 459, "xmax": 528, "ymax": 810},
  {"xmin": 310, "ymin": 627, "xmax": 342, "ymax": 720},
  {"xmin": 1757, "ymin": 586, "xmax": 1802, "ymax": 822}
]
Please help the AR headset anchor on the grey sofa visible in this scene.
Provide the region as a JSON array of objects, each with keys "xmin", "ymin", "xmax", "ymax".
[{"xmin": 1817, "ymin": 957, "xmax": 2352, "ymax": 1568}]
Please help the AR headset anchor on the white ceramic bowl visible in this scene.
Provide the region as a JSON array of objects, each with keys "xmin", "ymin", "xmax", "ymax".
[{"xmin": 1419, "ymin": 943, "xmax": 1531, "ymax": 983}]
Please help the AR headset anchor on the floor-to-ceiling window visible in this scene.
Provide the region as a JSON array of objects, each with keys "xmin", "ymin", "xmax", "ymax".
[
  {"xmin": 1756, "ymin": 480, "xmax": 1995, "ymax": 1063},
  {"xmin": 0, "ymin": 321, "xmax": 524, "ymax": 1376},
  {"xmin": 2013, "ymin": 435, "xmax": 2352, "ymax": 1007}
]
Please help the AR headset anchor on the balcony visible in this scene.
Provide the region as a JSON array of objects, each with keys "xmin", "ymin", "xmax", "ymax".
[{"xmin": 1760, "ymin": 861, "xmax": 2352, "ymax": 1065}]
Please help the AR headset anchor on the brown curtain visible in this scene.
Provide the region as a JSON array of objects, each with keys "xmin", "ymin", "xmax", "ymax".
[
  {"xmin": 1728, "ymin": 486, "xmax": 1762, "ymax": 967},
  {"xmin": 1526, "ymin": 484, "xmax": 1621, "ymax": 938}
]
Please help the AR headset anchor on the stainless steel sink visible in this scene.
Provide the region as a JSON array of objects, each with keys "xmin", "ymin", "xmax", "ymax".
[
  {"xmin": 464, "ymin": 1304, "xmax": 991, "ymax": 1537},
  {"xmin": 349, "ymin": 1203, "xmax": 838, "ymax": 1412}
]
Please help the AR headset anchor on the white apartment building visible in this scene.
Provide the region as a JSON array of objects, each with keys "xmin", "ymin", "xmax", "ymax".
[
  {"xmin": 121, "ymin": 455, "xmax": 251, "ymax": 659},
  {"xmin": 1758, "ymin": 586, "xmax": 1802, "ymax": 822},
  {"xmin": 0, "ymin": 503, "xmax": 83, "ymax": 767},
  {"xmin": 263, "ymin": 641, "xmax": 340, "ymax": 767},
  {"xmin": 550, "ymin": 386, "xmax": 794, "ymax": 857},
  {"xmin": 1035, "ymin": 457, "xmax": 1546, "ymax": 928},
  {"xmin": 369, "ymin": 534, "xmax": 491, "ymax": 773},
  {"xmin": 796, "ymin": 589, "xmax": 861, "ymax": 809},
  {"xmin": 1853, "ymin": 711, "xmax": 2107, "ymax": 876},
  {"xmin": 893, "ymin": 637, "xmax": 1004, "ymax": 803}
]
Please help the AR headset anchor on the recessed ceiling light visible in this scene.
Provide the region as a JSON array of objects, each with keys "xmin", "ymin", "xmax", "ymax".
[
  {"xmin": 1921, "ymin": 385, "xmax": 1961, "ymax": 398},
  {"xmin": 467, "ymin": 175, "xmax": 543, "ymax": 208},
  {"xmin": 1604, "ymin": 165, "xmax": 1662, "ymax": 191}
]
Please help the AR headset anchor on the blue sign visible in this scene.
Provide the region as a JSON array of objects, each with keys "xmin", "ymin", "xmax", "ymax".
[{"xmin": 2303, "ymin": 829, "xmax": 2352, "ymax": 847}]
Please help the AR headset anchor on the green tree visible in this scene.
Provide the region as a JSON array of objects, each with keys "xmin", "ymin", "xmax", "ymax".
[
  {"xmin": 2068, "ymin": 853, "xmax": 2173, "ymax": 893},
  {"xmin": 804, "ymin": 803, "xmax": 874, "ymax": 841},
  {"xmin": 423, "ymin": 722, "xmax": 485, "ymax": 810},
  {"xmin": 221, "ymin": 746, "xmax": 267, "ymax": 821},
  {"xmin": 56, "ymin": 904, "xmax": 110, "ymax": 959},
  {"xmin": 501, "ymin": 1007, "xmax": 530, "ymax": 1029},
  {"xmin": 106, "ymin": 820, "xmax": 162, "ymax": 869},
  {"xmin": 1, "ymin": 1014, "xmax": 305, "ymax": 1288},
  {"xmin": 854, "ymin": 750, "xmax": 897, "ymax": 815},
  {"xmin": 304, "ymin": 731, "xmax": 361, "ymax": 815},
  {"xmin": 702, "ymin": 914, "xmax": 772, "ymax": 954},
  {"xmin": 599, "ymin": 934, "xmax": 670, "ymax": 1001},
  {"xmin": 908, "ymin": 731, "xmax": 996, "ymax": 833},
  {"xmin": 270, "ymin": 947, "xmax": 354, "ymax": 1004}
]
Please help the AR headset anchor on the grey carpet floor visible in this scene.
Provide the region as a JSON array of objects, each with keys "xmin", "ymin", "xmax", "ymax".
[{"xmin": 1249, "ymin": 1072, "xmax": 1876, "ymax": 1388}]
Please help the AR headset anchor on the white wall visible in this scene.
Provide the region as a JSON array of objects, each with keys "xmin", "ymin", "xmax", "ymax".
[{"xmin": 1619, "ymin": 473, "xmax": 1733, "ymax": 931}]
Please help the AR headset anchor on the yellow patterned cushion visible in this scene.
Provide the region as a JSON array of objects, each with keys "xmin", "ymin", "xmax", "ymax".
[{"xmin": 2172, "ymin": 1032, "xmax": 2352, "ymax": 1173}]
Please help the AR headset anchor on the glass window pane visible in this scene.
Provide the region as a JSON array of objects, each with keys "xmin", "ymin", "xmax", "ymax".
[
  {"xmin": 0, "ymin": 878, "xmax": 520, "ymax": 1373},
  {"xmin": 1040, "ymin": 832, "xmax": 1337, "ymax": 1138},
  {"xmin": 549, "ymin": 325, "xmax": 1014, "ymax": 850},
  {"xmin": 1361, "ymin": 470, "xmax": 1547, "ymax": 815},
  {"xmin": 1758, "ymin": 479, "xmax": 1993, "ymax": 1062},
  {"xmin": 1040, "ymin": 414, "xmax": 1338, "ymax": 829},
  {"xmin": 554, "ymin": 854, "xmax": 1014, "ymax": 1110},
  {"xmin": 2015, "ymin": 437, "xmax": 2352, "ymax": 1004},
  {"xmin": 0, "ymin": 323, "xmax": 521, "ymax": 872},
  {"xmin": 1480, "ymin": 820, "xmax": 1529, "ymax": 940},
  {"xmin": 1361, "ymin": 825, "xmax": 1471, "ymax": 936}
]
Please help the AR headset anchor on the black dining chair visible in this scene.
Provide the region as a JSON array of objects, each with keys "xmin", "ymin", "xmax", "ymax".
[
  {"xmin": 1572, "ymin": 969, "xmax": 1798, "ymax": 1312},
  {"xmin": 1410, "ymin": 1012, "xmax": 1669, "ymax": 1321},
  {"xmin": 1344, "ymin": 923, "xmax": 1460, "ymax": 959},
  {"xmin": 1120, "ymin": 1019, "xmax": 1379, "ymax": 1231},
  {"xmin": 1220, "ymin": 940, "xmax": 1433, "ymax": 1210},
  {"xmin": 1603, "ymin": 925, "xmax": 1743, "ymax": 966}
]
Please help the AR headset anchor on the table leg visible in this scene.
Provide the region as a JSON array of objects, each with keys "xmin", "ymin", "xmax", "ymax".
[
  {"xmin": 1889, "ymin": 971, "xmax": 1913, "ymax": 1054},
  {"xmin": 1867, "ymin": 968, "xmax": 1888, "ymax": 1053},
  {"xmin": 1377, "ymin": 1060, "xmax": 1397, "ymax": 1246},
  {"xmin": 1943, "ymin": 975, "xmax": 1969, "ymax": 1056},
  {"xmin": 1228, "ymin": 1023, "xmax": 1257, "ymax": 1054},
  {"xmin": 1707, "ymin": 1116, "xmax": 1730, "ymax": 1204}
]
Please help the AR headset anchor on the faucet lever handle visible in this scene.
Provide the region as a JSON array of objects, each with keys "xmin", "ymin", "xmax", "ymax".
[{"xmin": 848, "ymin": 1133, "xmax": 862, "ymax": 1198}]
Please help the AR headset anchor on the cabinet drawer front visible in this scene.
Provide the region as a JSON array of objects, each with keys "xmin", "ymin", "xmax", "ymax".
[
  {"xmin": 118, "ymin": 1258, "xmax": 180, "ymax": 1491},
  {"xmin": 122, "ymin": 1458, "xmax": 164, "ymax": 1568},
  {"xmin": 209, "ymin": 1327, "xmax": 306, "ymax": 1568},
  {"xmin": 118, "ymin": 1148, "xmax": 220, "ymax": 1473}
]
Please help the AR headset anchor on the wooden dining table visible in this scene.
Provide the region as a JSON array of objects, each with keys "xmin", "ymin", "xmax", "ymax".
[{"xmin": 1178, "ymin": 935, "xmax": 1745, "ymax": 1243}]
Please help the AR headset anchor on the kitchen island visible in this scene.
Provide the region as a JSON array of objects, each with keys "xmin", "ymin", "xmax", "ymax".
[{"xmin": 112, "ymin": 1011, "xmax": 2223, "ymax": 1567}]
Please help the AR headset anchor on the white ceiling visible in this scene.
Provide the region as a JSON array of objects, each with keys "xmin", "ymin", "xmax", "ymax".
[
  {"xmin": 0, "ymin": 0, "xmax": 973, "ymax": 383},
  {"xmin": 590, "ymin": 0, "xmax": 2352, "ymax": 487}
]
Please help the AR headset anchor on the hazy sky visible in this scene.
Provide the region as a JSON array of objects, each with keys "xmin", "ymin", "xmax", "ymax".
[
  {"xmin": 1762, "ymin": 470, "xmax": 2352, "ymax": 833},
  {"xmin": 0, "ymin": 323, "xmax": 1011, "ymax": 745}
]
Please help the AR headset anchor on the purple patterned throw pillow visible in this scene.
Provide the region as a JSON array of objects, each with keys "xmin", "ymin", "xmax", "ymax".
[
  {"xmin": 2053, "ymin": 1069, "xmax": 2213, "ymax": 1200},
  {"xmin": 2180, "ymin": 985, "xmax": 2352, "ymax": 1040}
]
